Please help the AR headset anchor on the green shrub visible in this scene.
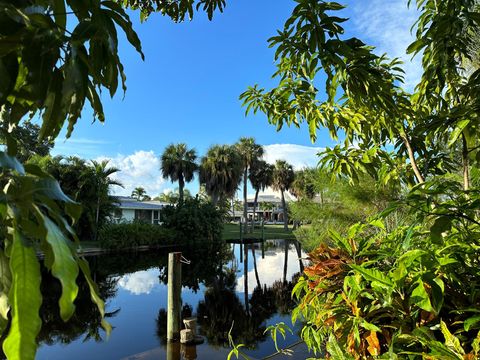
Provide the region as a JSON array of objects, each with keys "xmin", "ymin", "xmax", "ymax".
[
  {"xmin": 293, "ymin": 181, "xmax": 480, "ymax": 358},
  {"xmin": 98, "ymin": 222, "xmax": 175, "ymax": 249},
  {"xmin": 162, "ymin": 197, "xmax": 224, "ymax": 245}
]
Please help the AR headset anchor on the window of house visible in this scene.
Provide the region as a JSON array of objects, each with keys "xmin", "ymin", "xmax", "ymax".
[
  {"xmin": 134, "ymin": 209, "xmax": 151, "ymax": 223},
  {"xmin": 113, "ymin": 209, "xmax": 122, "ymax": 222},
  {"xmin": 153, "ymin": 210, "xmax": 161, "ymax": 225}
]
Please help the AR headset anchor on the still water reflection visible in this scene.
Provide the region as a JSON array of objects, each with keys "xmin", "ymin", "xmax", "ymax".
[{"xmin": 36, "ymin": 240, "xmax": 306, "ymax": 360}]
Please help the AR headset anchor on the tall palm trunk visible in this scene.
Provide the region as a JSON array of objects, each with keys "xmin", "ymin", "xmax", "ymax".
[
  {"xmin": 244, "ymin": 243, "xmax": 249, "ymax": 314},
  {"xmin": 283, "ymin": 240, "xmax": 289, "ymax": 284},
  {"xmin": 211, "ymin": 192, "xmax": 219, "ymax": 206},
  {"xmin": 243, "ymin": 167, "xmax": 248, "ymax": 227},
  {"xmin": 251, "ymin": 247, "xmax": 261, "ymax": 289},
  {"xmin": 251, "ymin": 189, "xmax": 259, "ymax": 233},
  {"xmin": 294, "ymin": 240, "xmax": 304, "ymax": 273},
  {"xmin": 94, "ymin": 195, "xmax": 100, "ymax": 241},
  {"xmin": 179, "ymin": 175, "xmax": 185, "ymax": 203},
  {"xmin": 281, "ymin": 189, "xmax": 288, "ymax": 230}
]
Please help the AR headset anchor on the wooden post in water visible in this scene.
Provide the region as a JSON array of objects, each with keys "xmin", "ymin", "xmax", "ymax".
[
  {"xmin": 166, "ymin": 340, "xmax": 180, "ymax": 360},
  {"xmin": 167, "ymin": 252, "xmax": 182, "ymax": 342}
]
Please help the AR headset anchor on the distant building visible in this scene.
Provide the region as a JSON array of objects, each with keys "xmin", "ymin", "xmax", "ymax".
[
  {"xmin": 112, "ymin": 196, "xmax": 169, "ymax": 225},
  {"xmin": 230, "ymin": 191, "xmax": 296, "ymax": 223}
]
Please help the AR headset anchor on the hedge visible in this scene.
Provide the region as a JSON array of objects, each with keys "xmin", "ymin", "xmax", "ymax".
[{"xmin": 98, "ymin": 222, "xmax": 176, "ymax": 249}]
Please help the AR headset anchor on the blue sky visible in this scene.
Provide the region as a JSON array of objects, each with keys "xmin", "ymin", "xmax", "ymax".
[{"xmin": 52, "ymin": 0, "xmax": 421, "ymax": 197}]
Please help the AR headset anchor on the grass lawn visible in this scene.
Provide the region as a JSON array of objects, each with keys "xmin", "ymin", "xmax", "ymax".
[
  {"xmin": 222, "ymin": 223, "xmax": 297, "ymax": 241},
  {"xmin": 78, "ymin": 240, "xmax": 101, "ymax": 248}
]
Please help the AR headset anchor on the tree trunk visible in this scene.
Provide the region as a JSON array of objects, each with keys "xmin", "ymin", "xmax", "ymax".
[
  {"xmin": 281, "ymin": 190, "xmax": 288, "ymax": 231},
  {"xmin": 294, "ymin": 240, "xmax": 304, "ymax": 273},
  {"xmin": 212, "ymin": 192, "xmax": 219, "ymax": 207},
  {"xmin": 400, "ymin": 133, "xmax": 424, "ymax": 184},
  {"xmin": 462, "ymin": 132, "xmax": 470, "ymax": 191},
  {"xmin": 251, "ymin": 189, "xmax": 259, "ymax": 233},
  {"xmin": 243, "ymin": 243, "xmax": 249, "ymax": 314},
  {"xmin": 178, "ymin": 175, "xmax": 185, "ymax": 203},
  {"xmin": 243, "ymin": 167, "xmax": 248, "ymax": 226},
  {"xmin": 283, "ymin": 240, "xmax": 289, "ymax": 284},
  {"xmin": 251, "ymin": 247, "xmax": 261, "ymax": 289},
  {"xmin": 94, "ymin": 195, "xmax": 100, "ymax": 241}
]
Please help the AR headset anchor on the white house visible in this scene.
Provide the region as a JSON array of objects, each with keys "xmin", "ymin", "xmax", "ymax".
[
  {"xmin": 230, "ymin": 190, "xmax": 297, "ymax": 223},
  {"xmin": 112, "ymin": 196, "xmax": 169, "ymax": 225}
]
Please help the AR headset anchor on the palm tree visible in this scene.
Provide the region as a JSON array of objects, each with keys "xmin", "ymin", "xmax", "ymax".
[
  {"xmin": 90, "ymin": 160, "xmax": 123, "ymax": 227},
  {"xmin": 90, "ymin": 160, "xmax": 123, "ymax": 239},
  {"xmin": 155, "ymin": 188, "xmax": 192, "ymax": 204},
  {"xmin": 131, "ymin": 186, "xmax": 147, "ymax": 201},
  {"xmin": 235, "ymin": 137, "xmax": 264, "ymax": 226},
  {"xmin": 272, "ymin": 160, "xmax": 294, "ymax": 230},
  {"xmin": 290, "ymin": 169, "xmax": 316, "ymax": 200},
  {"xmin": 199, "ymin": 145, "xmax": 242, "ymax": 206},
  {"xmin": 248, "ymin": 160, "xmax": 274, "ymax": 229},
  {"xmin": 160, "ymin": 143, "xmax": 198, "ymax": 203}
]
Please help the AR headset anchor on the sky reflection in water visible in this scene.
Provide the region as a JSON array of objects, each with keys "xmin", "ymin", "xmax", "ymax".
[{"xmin": 36, "ymin": 240, "xmax": 307, "ymax": 360}]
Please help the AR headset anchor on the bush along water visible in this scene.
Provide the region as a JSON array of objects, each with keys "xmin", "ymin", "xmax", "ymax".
[
  {"xmin": 98, "ymin": 222, "xmax": 175, "ymax": 249},
  {"xmin": 293, "ymin": 180, "xmax": 480, "ymax": 358},
  {"xmin": 161, "ymin": 197, "xmax": 224, "ymax": 245}
]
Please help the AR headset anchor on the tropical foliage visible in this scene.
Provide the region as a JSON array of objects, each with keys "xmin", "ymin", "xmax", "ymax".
[
  {"xmin": 131, "ymin": 186, "xmax": 150, "ymax": 201},
  {"xmin": 248, "ymin": 160, "xmax": 274, "ymax": 228},
  {"xmin": 200, "ymin": 144, "xmax": 243, "ymax": 206},
  {"xmin": 161, "ymin": 197, "xmax": 224, "ymax": 245},
  {"xmin": 271, "ymin": 160, "xmax": 294, "ymax": 231},
  {"xmin": 98, "ymin": 222, "xmax": 175, "ymax": 249},
  {"xmin": 155, "ymin": 188, "xmax": 193, "ymax": 204},
  {"xmin": 28, "ymin": 156, "xmax": 122, "ymax": 241},
  {"xmin": 236, "ymin": 137, "xmax": 264, "ymax": 223},
  {"xmin": 0, "ymin": 120, "xmax": 53, "ymax": 162},
  {"xmin": 290, "ymin": 169, "xmax": 400, "ymax": 252},
  {"xmin": 160, "ymin": 143, "xmax": 198, "ymax": 203},
  {"xmin": 241, "ymin": 0, "xmax": 480, "ymax": 357},
  {"xmin": 0, "ymin": 0, "xmax": 225, "ymax": 358}
]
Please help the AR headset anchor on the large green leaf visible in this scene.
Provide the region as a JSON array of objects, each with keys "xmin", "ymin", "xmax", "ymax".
[
  {"xmin": 350, "ymin": 264, "xmax": 394, "ymax": 289},
  {"xmin": 78, "ymin": 258, "xmax": 112, "ymax": 335},
  {"xmin": 326, "ymin": 334, "xmax": 354, "ymax": 359},
  {"xmin": 410, "ymin": 279, "xmax": 433, "ymax": 312},
  {"xmin": 0, "ymin": 152, "xmax": 25, "ymax": 175},
  {"xmin": 3, "ymin": 231, "xmax": 42, "ymax": 360},
  {"xmin": 43, "ymin": 217, "xmax": 79, "ymax": 321},
  {"xmin": 464, "ymin": 315, "xmax": 480, "ymax": 332},
  {"xmin": 35, "ymin": 177, "xmax": 76, "ymax": 203},
  {"xmin": 440, "ymin": 321, "xmax": 465, "ymax": 356},
  {"xmin": 0, "ymin": 251, "xmax": 11, "ymax": 333}
]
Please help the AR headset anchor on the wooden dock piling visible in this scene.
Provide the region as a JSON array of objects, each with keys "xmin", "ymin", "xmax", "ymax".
[{"xmin": 167, "ymin": 252, "xmax": 182, "ymax": 341}]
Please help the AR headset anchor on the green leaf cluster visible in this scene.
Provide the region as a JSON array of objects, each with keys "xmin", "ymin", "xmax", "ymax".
[
  {"xmin": 0, "ymin": 155, "xmax": 109, "ymax": 359},
  {"xmin": 242, "ymin": 0, "xmax": 480, "ymax": 358},
  {"xmin": 98, "ymin": 222, "xmax": 175, "ymax": 249}
]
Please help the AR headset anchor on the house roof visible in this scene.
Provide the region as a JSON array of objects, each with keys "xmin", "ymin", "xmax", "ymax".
[
  {"xmin": 246, "ymin": 193, "xmax": 296, "ymax": 203},
  {"xmin": 114, "ymin": 196, "xmax": 169, "ymax": 210}
]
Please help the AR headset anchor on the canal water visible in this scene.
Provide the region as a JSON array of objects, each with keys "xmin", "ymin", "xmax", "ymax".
[{"xmin": 35, "ymin": 240, "xmax": 308, "ymax": 360}]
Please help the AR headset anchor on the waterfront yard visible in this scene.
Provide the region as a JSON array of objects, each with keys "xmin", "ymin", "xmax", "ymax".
[{"xmin": 222, "ymin": 223, "xmax": 297, "ymax": 241}]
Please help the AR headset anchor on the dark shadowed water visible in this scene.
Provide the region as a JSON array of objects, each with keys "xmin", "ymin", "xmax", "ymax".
[{"xmin": 35, "ymin": 240, "xmax": 308, "ymax": 360}]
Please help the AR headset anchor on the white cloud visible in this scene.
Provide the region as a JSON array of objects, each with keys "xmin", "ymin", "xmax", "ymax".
[
  {"xmin": 118, "ymin": 269, "xmax": 160, "ymax": 295},
  {"xmin": 52, "ymin": 138, "xmax": 111, "ymax": 158},
  {"xmin": 263, "ymin": 143, "xmax": 322, "ymax": 170},
  {"xmin": 236, "ymin": 244, "xmax": 306, "ymax": 294},
  {"xmin": 97, "ymin": 150, "xmax": 167, "ymax": 197},
  {"xmin": 350, "ymin": 0, "xmax": 421, "ymax": 90}
]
